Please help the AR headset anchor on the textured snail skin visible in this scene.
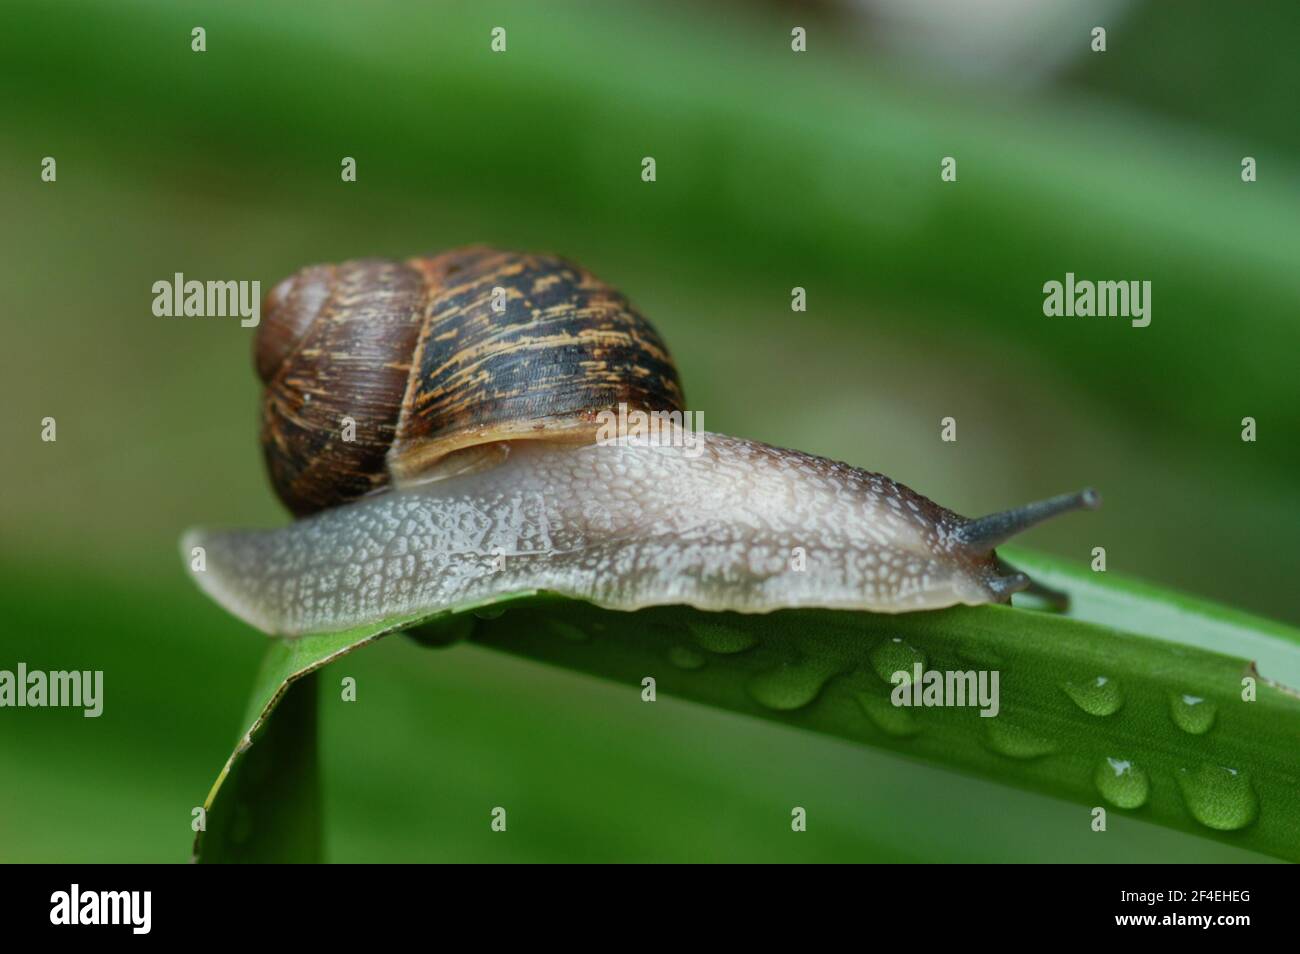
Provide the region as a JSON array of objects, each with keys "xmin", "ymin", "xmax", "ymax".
[{"xmin": 183, "ymin": 433, "xmax": 1032, "ymax": 637}]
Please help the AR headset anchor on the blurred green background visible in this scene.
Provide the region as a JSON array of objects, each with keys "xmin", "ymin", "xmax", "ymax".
[{"xmin": 1, "ymin": 0, "xmax": 1296, "ymax": 861}]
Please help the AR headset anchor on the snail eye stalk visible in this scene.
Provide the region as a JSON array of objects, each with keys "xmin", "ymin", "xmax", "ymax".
[{"xmin": 957, "ymin": 488, "xmax": 1101, "ymax": 554}]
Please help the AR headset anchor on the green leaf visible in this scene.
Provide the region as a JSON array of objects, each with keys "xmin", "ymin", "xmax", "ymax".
[
  {"xmin": 194, "ymin": 608, "xmax": 479, "ymax": 861},
  {"xmin": 1005, "ymin": 547, "xmax": 1300, "ymax": 683},
  {"xmin": 199, "ymin": 672, "xmax": 321, "ymax": 863},
  {"xmin": 194, "ymin": 625, "xmax": 390, "ymax": 862},
  {"xmin": 198, "ymin": 555, "xmax": 1300, "ymax": 862}
]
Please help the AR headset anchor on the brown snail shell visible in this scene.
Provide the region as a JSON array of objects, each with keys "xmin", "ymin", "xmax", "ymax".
[{"xmin": 257, "ymin": 246, "xmax": 685, "ymax": 516}]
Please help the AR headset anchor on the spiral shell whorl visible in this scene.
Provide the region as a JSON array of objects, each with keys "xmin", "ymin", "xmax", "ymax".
[
  {"xmin": 390, "ymin": 247, "xmax": 685, "ymax": 482},
  {"xmin": 255, "ymin": 247, "xmax": 686, "ymax": 516},
  {"xmin": 257, "ymin": 258, "xmax": 426, "ymax": 516}
]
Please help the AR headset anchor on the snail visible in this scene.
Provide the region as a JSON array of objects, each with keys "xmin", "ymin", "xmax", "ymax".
[{"xmin": 183, "ymin": 246, "xmax": 1099, "ymax": 637}]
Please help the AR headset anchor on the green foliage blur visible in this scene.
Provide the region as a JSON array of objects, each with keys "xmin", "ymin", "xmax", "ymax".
[{"xmin": 1, "ymin": 0, "xmax": 1295, "ymax": 862}]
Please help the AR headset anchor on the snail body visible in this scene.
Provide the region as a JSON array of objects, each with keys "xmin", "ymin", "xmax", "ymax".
[{"xmin": 185, "ymin": 247, "xmax": 1097, "ymax": 637}]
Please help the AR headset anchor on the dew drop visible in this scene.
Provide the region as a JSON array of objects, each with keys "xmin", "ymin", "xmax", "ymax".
[
  {"xmin": 668, "ymin": 645, "xmax": 706, "ymax": 670},
  {"xmin": 868, "ymin": 637, "xmax": 927, "ymax": 685},
  {"xmin": 1169, "ymin": 693, "xmax": 1216, "ymax": 735},
  {"xmin": 747, "ymin": 658, "xmax": 841, "ymax": 711},
  {"xmin": 1062, "ymin": 676, "xmax": 1123, "ymax": 716},
  {"xmin": 984, "ymin": 720, "xmax": 1056, "ymax": 760},
  {"xmin": 856, "ymin": 693, "xmax": 921, "ymax": 737},
  {"xmin": 544, "ymin": 620, "xmax": 589, "ymax": 642},
  {"xmin": 687, "ymin": 620, "xmax": 757, "ymax": 655},
  {"xmin": 474, "ymin": 606, "xmax": 507, "ymax": 621},
  {"xmin": 1177, "ymin": 764, "xmax": 1258, "ymax": 831},
  {"xmin": 1094, "ymin": 757, "xmax": 1149, "ymax": 809}
]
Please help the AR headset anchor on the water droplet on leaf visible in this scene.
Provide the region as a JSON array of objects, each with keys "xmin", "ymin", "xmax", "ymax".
[
  {"xmin": 856, "ymin": 693, "xmax": 921, "ymax": 737},
  {"xmin": 687, "ymin": 620, "xmax": 757, "ymax": 654},
  {"xmin": 984, "ymin": 721, "xmax": 1056, "ymax": 760},
  {"xmin": 1094, "ymin": 757, "xmax": 1149, "ymax": 809},
  {"xmin": 869, "ymin": 637, "xmax": 927, "ymax": 685},
  {"xmin": 1169, "ymin": 693, "xmax": 1216, "ymax": 735},
  {"xmin": 1177, "ymin": 764, "xmax": 1258, "ymax": 831},
  {"xmin": 747, "ymin": 658, "xmax": 841, "ymax": 711},
  {"xmin": 1063, "ymin": 676, "xmax": 1123, "ymax": 716}
]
